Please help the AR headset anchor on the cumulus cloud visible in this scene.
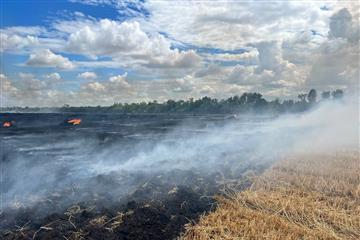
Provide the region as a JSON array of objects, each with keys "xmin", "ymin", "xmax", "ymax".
[
  {"xmin": 0, "ymin": 74, "xmax": 18, "ymax": 99},
  {"xmin": 27, "ymin": 49, "xmax": 75, "ymax": 69},
  {"xmin": 1, "ymin": 72, "xmax": 136, "ymax": 107},
  {"xmin": 282, "ymin": 30, "xmax": 325, "ymax": 64},
  {"xmin": 2, "ymin": 2, "xmax": 359, "ymax": 106},
  {"xmin": 194, "ymin": 64, "xmax": 225, "ymax": 78},
  {"xmin": 254, "ymin": 41, "xmax": 284, "ymax": 72},
  {"xmin": 328, "ymin": 8, "xmax": 359, "ymax": 42},
  {"xmin": 84, "ymin": 81, "xmax": 106, "ymax": 92},
  {"xmin": 108, "ymin": 73, "xmax": 131, "ymax": 88},
  {"xmin": 45, "ymin": 72, "xmax": 61, "ymax": 81},
  {"xmin": 202, "ymin": 49, "xmax": 259, "ymax": 64},
  {"xmin": 79, "ymin": 73, "xmax": 135, "ymax": 104},
  {"xmin": 308, "ymin": 39, "xmax": 358, "ymax": 88},
  {"xmin": 222, "ymin": 40, "xmax": 305, "ymax": 91},
  {"xmin": 16, "ymin": 73, "xmax": 47, "ymax": 92},
  {"xmin": 307, "ymin": 8, "xmax": 359, "ymax": 91},
  {"xmin": 78, "ymin": 71, "xmax": 97, "ymax": 80},
  {"xmin": 227, "ymin": 65, "xmax": 274, "ymax": 86},
  {"xmin": 172, "ymin": 75, "xmax": 195, "ymax": 93},
  {"xmin": 67, "ymin": 19, "xmax": 201, "ymax": 68},
  {"xmin": 0, "ymin": 73, "xmax": 59, "ymax": 106},
  {"xmin": 0, "ymin": 26, "xmax": 64, "ymax": 53},
  {"xmin": 18, "ymin": 72, "xmax": 35, "ymax": 79},
  {"xmin": 0, "ymin": 33, "xmax": 39, "ymax": 52},
  {"xmin": 199, "ymin": 85, "xmax": 215, "ymax": 95},
  {"xmin": 141, "ymin": 1, "xmax": 327, "ymax": 49},
  {"xmin": 69, "ymin": 0, "xmax": 148, "ymax": 18}
]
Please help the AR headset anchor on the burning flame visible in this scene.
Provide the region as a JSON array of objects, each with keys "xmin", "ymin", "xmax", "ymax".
[
  {"xmin": 67, "ymin": 118, "xmax": 82, "ymax": 125},
  {"xmin": 3, "ymin": 121, "xmax": 13, "ymax": 128}
]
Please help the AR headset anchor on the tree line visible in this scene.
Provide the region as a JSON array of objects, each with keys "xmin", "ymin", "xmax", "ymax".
[{"xmin": 1, "ymin": 89, "xmax": 344, "ymax": 114}]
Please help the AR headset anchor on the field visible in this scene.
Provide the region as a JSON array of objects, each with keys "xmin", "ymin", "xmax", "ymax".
[
  {"xmin": 1, "ymin": 112, "xmax": 357, "ymax": 239},
  {"xmin": 181, "ymin": 151, "xmax": 360, "ymax": 240},
  {"xmin": 0, "ymin": 113, "xmax": 269, "ymax": 240}
]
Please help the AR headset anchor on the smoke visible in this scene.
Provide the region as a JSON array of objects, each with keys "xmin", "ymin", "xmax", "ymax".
[
  {"xmin": 1, "ymin": 97, "xmax": 358, "ymax": 212},
  {"xmin": 90, "ymin": 97, "xmax": 358, "ymax": 175}
]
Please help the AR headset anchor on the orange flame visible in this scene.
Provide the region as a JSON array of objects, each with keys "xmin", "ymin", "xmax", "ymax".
[
  {"xmin": 3, "ymin": 121, "xmax": 12, "ymax": 128},
  {"xmin": 67, "ymin": 118, "xmax": 81, "ymax": 125}
]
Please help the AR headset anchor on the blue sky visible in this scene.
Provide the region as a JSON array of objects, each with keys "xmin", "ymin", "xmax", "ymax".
[
  {"xmin": 0, "ymin": 0, "xmax": 358, "ymax": 106},
  {"xmin": 2, "ymin": 1, "xmax": 119, "ymax": 26}
]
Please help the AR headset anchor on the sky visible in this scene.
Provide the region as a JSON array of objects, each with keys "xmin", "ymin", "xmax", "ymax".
[{"xmin": 0, "ymin": 0, "xmax": 359, "ymax": 107}]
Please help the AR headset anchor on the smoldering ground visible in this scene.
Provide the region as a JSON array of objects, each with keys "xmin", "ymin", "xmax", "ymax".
[{"xmin": 0, "ymin": 97, "xmax": 358, "ymax": 239}]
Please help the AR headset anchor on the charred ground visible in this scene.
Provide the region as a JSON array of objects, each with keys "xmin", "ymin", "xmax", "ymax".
[
  {"xmin": 0, "ymin": 164, "xmax": 261, "ymax": 240},
  {"xmin": 0, "ymin": 113, "xmax": 269, "ymax": 240}
]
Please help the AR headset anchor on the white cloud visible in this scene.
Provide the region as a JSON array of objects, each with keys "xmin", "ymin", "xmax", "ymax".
[
  {"xmin": 172, "ymin": 75, "xmax": 195, "ymax": 93},
  {"xmin": 69, "ymin": 0, "xmax": 147, "ymax": 18},
  {"xmin": 85, "ymin": 81, "xmax": 106, "ymax": 92},
  {"xmin": 0, "ymin": 33, "xmax": 39, "ymax": 52},
  {"xmin": 328, "ymin": 8, "xmax": 359, "ymax": 42},
  {"xmin": 78, "ymin": 71, "xmax": 97, "ymax": 80},
  {"xmin": 306, "ymin": 8, "xmax": 359, "ymax": 91},
  {"xmin": 308, "ymin": 39, "xmax": 358, "ymax": 88},
  {"xmin": 15, "ymin": 73, "xmax": 47, "ymax": 92},
  {"xmin": 199, "ymin": 85, "xmax": 215, "ymax": 95},
  {"xmin": 282, "ymin": 30, "xmax": 325, "ymax": 64},
  {"xmin": 2, "ymin": 2, "xmax": 359, "ymax": 105},
  {"xmin": 18, "ymin": 72, "xmax": 35, "ymax": 79},
  {"xmin": 222, "ymin": 40, "xmax": 306, "ymax": 90},
  {"xmin": 0, "ymin": 26, "xmax": 65, "ymax": 53},
  {"xmin": 108, "ymin": 73, "xmax": 131, "ymax": 88},
  {"xmin": 27, "ymin": 49, "xmax": 75, "ymax": 69},
  {"xmin": 202, "ymin": 49, "xmax": 259, "ymax": 64},
  {"xmin": 0, "ymin": 73, "xmax": 55, "ymax": 106},
  {"xmin": 67, "ymin": 19, "xmax": 201, "ymax": 68},
  {"xmin": 0, "ymin": 74, "xmax": 18, "ymax": 97},
  {"xmin": 80, "ymin": 73, "xmax": 133, "ymax": 98},
  {"xmin": 227, "ymin": 65, "xmax": 275, "ymax": 86},
  {"xmin": 194, "ymin": 64, "xmax": 225, "ymax": 78},
  {"xmin": 69, "ymin": 0, "xmax": 113, "ymax": 6},
  {"xmin": 254, "ymin": 41, "xmax": 284, "ymax": 72},
  {"xmin": 45, "ymin": 72, "xmax": 61, "ymax": 81},
  {"xmin": 141, "ymin": 1, "xmax": 328, "ymax": 49}
]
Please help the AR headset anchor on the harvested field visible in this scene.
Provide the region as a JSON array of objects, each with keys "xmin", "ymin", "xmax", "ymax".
[{"xmin": 181, "ymin": 151, "xmax": 360, "ymax": 240}]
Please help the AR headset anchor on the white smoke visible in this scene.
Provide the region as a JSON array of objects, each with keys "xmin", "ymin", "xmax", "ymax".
[
  {"xmin": 90, "ymin": 96, "xmax": 359, "ymax": 174},
  {"xmin": 1, "ymin": 96, "xmax": 358, "ymax": 210}
]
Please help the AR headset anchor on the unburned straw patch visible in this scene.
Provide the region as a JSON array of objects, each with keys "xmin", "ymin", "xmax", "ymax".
[{"xmin": 181, "ymin": 151, "xmax": 360, "ymax": 240}]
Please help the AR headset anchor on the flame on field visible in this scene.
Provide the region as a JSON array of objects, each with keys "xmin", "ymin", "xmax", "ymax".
[
  {"xmin": 67, "ymin": 118, "xmax": 82, "ymax": 125},
  {"xmin": 3, "ymin": 121, "xmax": 13, "ymax": 128}
]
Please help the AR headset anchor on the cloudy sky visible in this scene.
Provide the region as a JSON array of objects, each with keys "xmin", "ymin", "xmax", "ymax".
[{"xmin": 1, "ymin": 0, "xmax": 359, "ymax": 106}]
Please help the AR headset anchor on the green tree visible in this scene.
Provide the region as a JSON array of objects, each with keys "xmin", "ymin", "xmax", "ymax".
[
  {"xmin": 298, "ymin": 93, "xmax": 307, "ymax": 102},
  {"xmin": 332, "ymin": 89, "xmax": 344, "ymax": 99},
  {"xmin": 321, "ymin": 91, "xmax": 331, "ymax": 100},
  {"xmin": 307, "ymin": 89, "xmax": 317, "ymax": 104}
]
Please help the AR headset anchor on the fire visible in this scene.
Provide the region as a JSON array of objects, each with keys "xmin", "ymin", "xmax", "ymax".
[
  {"xmin": 3, "ymin": 121, "xmax": 12, "ymax": 127},
  {"xmin": 67, "ymin": 118, "xmax": 82, "ymax": 125}
]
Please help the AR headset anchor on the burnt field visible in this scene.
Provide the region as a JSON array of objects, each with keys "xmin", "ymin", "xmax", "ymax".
[{"xmin": 0, "ymin": 113, "xmax": 274, "ymax": 240}]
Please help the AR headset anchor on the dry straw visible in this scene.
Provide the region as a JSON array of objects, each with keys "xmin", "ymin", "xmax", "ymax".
[{"xmin": 181, "ymin": 151, "xmax": 360, "ymax": 240}]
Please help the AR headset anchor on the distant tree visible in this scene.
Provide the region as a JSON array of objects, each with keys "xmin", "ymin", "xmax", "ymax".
[
  {"xmin": 283, "ymin": 100, "xmax": 294, "ymax": 112},
  {"xmin": 307, "ymin": 89, "xmax": 317, "ymax": 103},
  {"xmin": 283, "ymin": 99, "xmax": 294, "ymax": 106},
  {"xmin": 321, "ymin": 91, "xmax": 331, "ymax": 100},
  {"xmin": 332, "ymin": 89, "xmax": 344, "ymax": 99},
  {"xmin": 7, "ymin": 89, "xmax": 342, "ymax": 115},
  {"xmin": 246, "ymin": 93, "xmax": 263, "ymax": 105},
  {"xmin": 298, "ymin": 93, "xmax": 307, "ymax": 102}
]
